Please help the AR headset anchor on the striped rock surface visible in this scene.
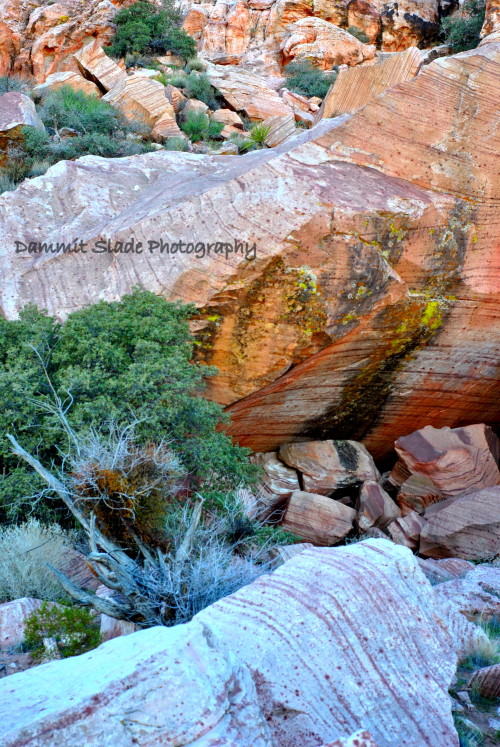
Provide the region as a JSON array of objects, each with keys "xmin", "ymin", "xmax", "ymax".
[
  {"xmin": 316, "ymin": 46, "xmax": 423, "ymax": 120},
  {"xmin": 205, "ymin": 62, "xmax": 293, "ymax": 120},
  {"xmin": 0, "ymin": 621, "xmax": 273, "ymax": 747},
  {"xmin": 103, "ymin": 77, "xmax": 181, "ymax": 139},
  {"xmin": 420, "ymin": 486, "xmax": 500, "ymax": 559},
  {"xmin": 397, "ymin": 473, "xmax": 443, "ymax": 516},
  {"xmin": 281, "ymin": 489, "xmax": 356, "ymax": 543},
  {"xmin": 434, "ymin": 565, "xmax": 500, "ymax": 620},
  {"xmin": 395, "ymin": 424, "xmax": 500, "ymax": 499},
  {"xmin": 469, "ymin": 663, "xmax": 500, "ymax": 699},
  {"xmin": 74, "ymin": 39, "xmax": 126, "ymax": 93},
  {"xmin": 195, "ymin": 539, "xmax": 460, "ymax": 746},
  {"xmin": 279, "ymin": 17, "xmax": 375, "ymax": 70},
  {"xmin": 1, "ymin": 39, "xmax": 499, "ymax": 458},
  {"xmin": 325, "ymin": 731, "xmax": 380, "ymax": 746},
  {"xmin": 0, "ymin": 540, "xmax": 463, "ymax": 746}
]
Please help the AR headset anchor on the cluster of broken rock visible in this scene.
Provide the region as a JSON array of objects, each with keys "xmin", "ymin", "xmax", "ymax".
[{"xmin": 251, "ymin": 423, "xmax": 500, "ymax": 560}]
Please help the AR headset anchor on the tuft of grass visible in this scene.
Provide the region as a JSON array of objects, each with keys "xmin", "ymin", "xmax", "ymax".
[
  {"xmin": 164, "ymin": 136, "xmax": 190, "ymax": 151},
  {"xmin": 460, "ymin": 636, "xmax": 500, "ymax": 671},
  {"xmin": 0, "ymin": 519, "xmax": 75, "ymax": 603},
  {"xmin": 0, "ymin": 174, "xmax": 17, "ymax": 195},
  {"xmin": 453, "ymin": 713, "xmax": 485, "ymax": 747}
]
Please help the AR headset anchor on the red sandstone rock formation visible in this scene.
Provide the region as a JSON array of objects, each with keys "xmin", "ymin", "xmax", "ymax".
[
  {"xmin": 0, "ymin": 0, "xmax": 126, "ymax": 82},
  {"xmin": 0, "ymin": 38, "xmax": 499, "ymax": 457}
]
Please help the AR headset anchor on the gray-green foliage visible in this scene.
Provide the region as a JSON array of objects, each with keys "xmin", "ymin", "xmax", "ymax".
[{"xmin": 0, "ymin": 520, "xmax": 75, "ymax": 602}]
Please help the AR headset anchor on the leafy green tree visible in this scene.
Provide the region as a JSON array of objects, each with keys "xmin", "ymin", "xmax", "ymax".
[
  {"xmin": 107, "ymin": 0, "xmax": 196, "ymax": 60},
  {"xmin": 0, "ymin": 291, "xmax": 255, "ymax": 524},
  {"xmin": 442, "ymin": 0, "xmax": 485, "ymax": 52}
]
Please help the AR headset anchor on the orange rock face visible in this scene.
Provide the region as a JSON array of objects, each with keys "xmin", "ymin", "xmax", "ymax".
[
  {"xmin": 280, "ymin": 17, "xmax": 375, "ymax": 69},
  {"xmin": 0, "ymin": 39, "xmax": 499, "ymax": 460},
  {"xmin": 0, "ymin": 0, "xmax": 126, "ymax": 82}
]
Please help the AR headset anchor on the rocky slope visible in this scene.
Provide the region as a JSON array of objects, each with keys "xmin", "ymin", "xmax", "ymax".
[{"xmin": 1, "ymin": 30, "xmax": 498, "ymax": 457}]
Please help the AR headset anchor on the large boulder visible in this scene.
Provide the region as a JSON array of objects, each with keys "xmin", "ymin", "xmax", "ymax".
[
  {"xmin": 32, "ymin": 71, "xmax": 102, "ymax": 98},
  {"xmin": 0, "ymin": 598, "xmax": 43, "ymax": 649},
  {"xmin": 279, "ymin": 440, "xmax": 380, "ymax": 494},
  {"xmin": 282, "ymin": 488, "xmax": 356, "ymax": 543},
  {"xmin": 316, "ymin": 46, "xmax": 423, "ymax": 120},
  {"xmin": 0, "ymin": 541, "xmax": 464, "ymax": 745},
  {"xmin": 0, "ymin": 92, "xmax": 45, "ymax": 163},
  {"xmin": 103, "ymin": 76, "xmax": 182, "ymax": 140},
  {"xmin": 280, "ymin": 17, "xmax": 375, "ymax": 69},
  {"xmin": 420, "ymin": 487, "xmax": 500, "ymax": 559},
  {"xmin": 205, "ymin": 62, "xmax": 294, "ymax": 119},
  {"xmin": 394, "ymin": 424, "xmax": 500, "ymax": 499},
  {"xmin": 0, "ymin": 38, "xmax": 499, "ymax": 458}
]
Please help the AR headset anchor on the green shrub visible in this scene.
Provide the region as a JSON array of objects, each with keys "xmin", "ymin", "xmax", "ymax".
[
  {"xmin": 164, "ymin": 136, "xmax": 190, "ymax": 151},
  {"xmin": 442, "ymin": 0, "xmax": 485, "ymax": 52},
  {"xmin": 229, "ymin": 132, "xmax": 255, "ymax": 153},
  {"xmin": 24, "ymin": 601, "xmax": 101, "ymax": 659},
  {"xmin": 347, "ymin": 25, "xmax": 370, "ymax": 43},
  {"xmin": 169, "ymin": 72, "xmax": 189, "ymax": 88},
  {"xmin": 0, "ymin": 519, "xmax": 74, "ymax": 602},
  {"xmin": 285, "ymin": 61, "xmax": 334, "ymax": 99},
  {"xmin": 38, "ymin": 86, "xmax": 124, "ymax": 136},
  {"xmin": 106, "ymin": 0, "xmax": 195, "ymax": 60},
  {"xmin": 0, "ymin": 291, "xmax": 256, "ymax": 523},
  {"xmin": 181, "ymin": 111, "xmax": 223, "ymax": 142},
  {"xmin": 185, "ymin": 57, "xmax": 206, "ymax": 73},
  {"xmin": 0, "ymin": 76, "xmax": 30, "ymax": 95},
  {"xmin": 184, "ymin": 72, "xmax": 218, "ymax": 108}
]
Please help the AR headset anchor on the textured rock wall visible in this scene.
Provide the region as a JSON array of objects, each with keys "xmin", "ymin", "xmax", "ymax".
[{"xmin": 0, "ymin": 39, "xmax": 498, "ymax": 458}]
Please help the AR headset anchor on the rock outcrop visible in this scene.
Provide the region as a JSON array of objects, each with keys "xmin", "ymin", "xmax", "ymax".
[
  {"xmin": 280, "ymin": 17, "xmax": 375, "ymax": 69},
  {"xmin": 0, "ymin": 540, "xmax": 464, "ymax": 745},
  {"xmin": 420, "ymin": 486, "xmax": 500, "ymax": 559},
  {"xmin": 0, "ymin": 598, "xmax": 43, "ymax": 648},
  {"xmin": 316, "ymin": 46, "xmax": 423, "ymax": 120},
  {"xmin": 0, "ymin": 92, "xmax": 45, "ymax": 163},
  {"xmin": 0, "ymin": 0, "xmax": 125, "ymax": 82},
  {"xmin": 181, "ymin": 0, "xmax": 442, "ymax": 72},
  {"xmin": 1, "ymin": 38, "xmax": 499, "ymax": 457}
]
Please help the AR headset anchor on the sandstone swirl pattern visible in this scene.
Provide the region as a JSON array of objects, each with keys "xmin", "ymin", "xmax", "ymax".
[{"xmin": 0, "ymin": 39, "xmax": 499, "ymax": 457}]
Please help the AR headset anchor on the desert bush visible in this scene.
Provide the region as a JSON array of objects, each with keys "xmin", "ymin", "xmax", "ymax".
[
  {"xmin": 24, "ymin": 601, "xmax": 101, "ymax": 659},
  {"xmin": 442, "ymin": 0, "xmax": 485, "ymax": 52},
  {"xmin": 107, "ymin": 0, "xmax": 195, "ymax": 60},
  {"xmin": 38, "ymin": 87, "xmax": 125, "ymax": 136},
  {"xmin": 184, "ymin": 72, "xmax": 219, "ymax": 108},
  {"xmin": 164, "ymin": 136, "xmax": 190, "ymax": 151},
  {"xmin": 0, "ymin": 174, "xmax": 17, "ymax": 194},
  {"xmin": 347, "ymin": 25, "xmax": 370, "ymax": 43},
  {"xmin": 181, "ymin": 111, "xmax": 224, "ymax": 142},
  {"xmin": 0, "ymin": 290, "xmax": 256, "ymax": 523},
  {"xmin": 169, "ymin": 72, "xmax": 189, "ymax": 88},
  {"xmin": 185, "ymin": 57, "xmax": 206, "ymax": 73},
  {"xmin": 246, "ymin": 122, "xmax": 271, "ymax": 146},
  {"xmin": 459, "ymin": 634, "xmax": 500, "ymax": 670},
  {"xmin": 285, "ymin": 60, "xmax": 334, "ymax": 99},
  {"xmin": 0, "ymin": 519, "xmax": 74, "ymax": 602},
  {"xmin": 229, "ymin": 132, "xmax": 255, "ymax": 153},
  {"xmin": 0, "ymin": 76, "xmax": 30, "ymax": 95}
]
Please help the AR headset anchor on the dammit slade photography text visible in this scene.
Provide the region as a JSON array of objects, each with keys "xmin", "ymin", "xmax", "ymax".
[{"xmin": 14, "ymin": 237, "xmax": 258, "ymax": 261}]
